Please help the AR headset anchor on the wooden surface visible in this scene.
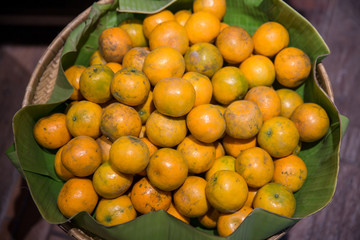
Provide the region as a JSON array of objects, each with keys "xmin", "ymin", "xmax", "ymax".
[{"xmin": 0, "ymin": 0, "xmax": 359, "ymax": 239}]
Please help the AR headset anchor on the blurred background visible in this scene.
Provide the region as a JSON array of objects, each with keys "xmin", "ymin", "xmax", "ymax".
[{"xmin": 0, "ymin": 0, "xmax": 358, "ymax": 239}]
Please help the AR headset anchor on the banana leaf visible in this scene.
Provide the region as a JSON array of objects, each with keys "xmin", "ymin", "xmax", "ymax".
[{"xmin": 7, "ymin": 0, "xmax": 349, "ymax": 239}]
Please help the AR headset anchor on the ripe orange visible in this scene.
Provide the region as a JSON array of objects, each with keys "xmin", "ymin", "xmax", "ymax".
[
  {"xmin": 64, "ymin": 65, "xmax": 86, "ymax": 100},
  {"xmin": 186, "ymin": 104, "xmax": 226, "ymax": 143},
  {"xmin": 111, "ymin": 67, "xmax": 150, "ymax": 106},
  {"xmin": 173, "ymin": 176, "xmax": 209, "ymax": 218},
  {"xmin": 222, "ymin": 134, "xmax": 257, "ymax": 158},
  {"xmin": 193, "ymin": 0, "xmax": 226, "ymax": 20},
  {"xmin": 57, "ymin": 178, "xmax": 98, "ymax": 218},
  {"xmin": 142, "ymin": 46, "xmax": 185, "ymax": 86},
  {"xmin": 252, "ymin": 21, "xmax": 289, "ymax": 58},
  {"xmin": 198, "ymin": 207, "xmax": 220, "ymax": 229},
  {"xmin": 244, "ymin": 86, "xmax": 281, "ymax": 122},
  {"xmin": 143, "ymin": 10, "xmax": 175, "ymax": 39},
  {"xmin": 89, "ymin": 49, "xmax": 107, "ymax": 65},
  {"xmin": 205, "ymin": 170, "xmax": 248, "ymax": 213},
  {"xmin": 253, "ymin": 182, "xmax": 296, "ymax": 218},
  {"xmin": 182, "ymin": 71, "xmax": 213, "ymax": 107},
  {"xmin": 239, "ymin": 55, "xmax": 275, "ymax": 88},
  {"xmin": 147, "ymin": 148, "xmax": 188, "ymax": 191},
  {"xmin": 105, "ymin": 62, "xmax": 122, "ymax": 73},
  {"xmin": 98, "ymin": 27, "xmax": 132, "ymax": 63},
  {"xmin": 100, "ymin": 102, "xmax": 142, "ymax": 141},
  {"xmin": 149, "ymin": 20, "xmax": 189, "ymax": 55},
  {"xmin": 145, "ymin": 110, "xmax": 187, "ymax": 148},
  {"xmin": 244, "ymin": 187, "xmax": 257, "ymax": 208},
  {"xmin": 215, "ymin": 141, "xmax": 226, "ymax": 159},
  {"xmin": 54, "ymin": 146, "xmax": 74, "ymax": 181},
  {"xmin": 167, "ymin": 202, "xmax": 190, "ymax": 224},
  {"xmin": 235, "ymin": 147, "xmax": 274, "ymax": 188},
  {"xmin": 217, "ymin": 206, "xmax": 253, "ymax": 237},
  {"xmin": 119, "ymin": 19, "xmax": 147, "ymax": 47},
  {"xmin": 139, "ymin": 137, "xmax": 158, "ymax": 157},
  {"xmin": 95, "ymin": 135, "xmax": 112, "ymax": 163},
  {"xmin": 92, "ymin": 161, "xmax": 133, "ymax": 199},
  {"xmin": 61, "ymin": 136, "xmax": 102, "ymax": 177},
  {"xmin": 273, "ymin": 154, "xmax": 308, "ymax": 192},
  {"xmin": 109, "ymin": 136, "xmax": 150, "ymax": 175},
  {"xmin": 177, "ymin": 135, "xmax": 216, "ymax": 174},
  {"xmin": 224, "ymin": 100, "xmax": 263, "ymax": 139},
  {"xmin": 95, "ymin": 195, "xmax": 137, "ymax": 226},
  {"xmin": 174, "ymin": 9, "xmax": 192, "ymax": 26},
  {"xmin": 33, "ymin": 113, "xmax": 71, "ymax": 149},
  {"xmin": 185, "ymin": 11, "xmax": 220, "ymax": 44},
  {"xmin": 79, "ymin": 64, "xmax": 114, "ymax": 103},
  {"xmin": 130, "ymin": 177, "xmax": 172, "ymax": 214},
  {"xmin": 257, "ymin": 116, "xmax": 300, "ymax": 158},
  {"xmin": 205, "ymin": 155, "xmax": 236, "ymax": 181},
  {"xmin": 274, "ymin": 47, "xmax": 311, "ymax": 88},
  {"xmin": 276, "ymin": 88, "xmax": 304, "ymax": 118},
  {"xmin": 152, "ymin": 77, "xmax": 195, "ymax": 117},
  {"xmin": 216, "ymin": 26, "xmax": 254, "ymax": 65},
  {"xmin": 211, "ymin": 66, "xmax": 249, "ymax": 105},
  {"xmin": 65, "ymin": 100, "xmax": 103, "ymax": 138},
  {"xmin": 122, "ymin": 47, "xmax": 150, "ymax": 71}
]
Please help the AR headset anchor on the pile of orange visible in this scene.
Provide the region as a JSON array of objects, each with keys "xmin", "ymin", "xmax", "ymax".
[{"xmin": 32, "ymin": 0, "xmax": 330, "ymax": 237}]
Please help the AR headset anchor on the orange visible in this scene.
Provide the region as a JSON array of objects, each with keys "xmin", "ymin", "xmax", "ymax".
[
  {"xmin": 177, "ymin": 135, "xmax": 216, "ymax": 174},
  {"xmin": 100, "ymin": 102, "xmax": 142, "ymax": 141},
  {"xmin": 211, "ymin": 66, "xmax": 249, "ymax": 105},
  {"xmin": 135, "ymin": 90, "xmax": 155, "ymax": 124},
  {"xmin": 122, "ymin": 47, "xmax": 150, "ymax": 71},
  {"xmin": 222, "ymin": 134, "xmax": 257, "ymax": 158},
  {"xmin": 239, "ymin": 55, "xmax": 275, "ymax": 88},
  {"xmin": 95, "ymin": 195, "xmax": 137, "ymax": 226},
  {"xmin": 205, "ymin": 170, "xmax": 248, "ymax": 213},
  {"xmin": 173, "ymin": 176, "xmax": 209, "ymax": 218},
  {"xmin": 111, "ymin": 67, "xmax": 150, "ymax": 106},
  {"xmin": 193, "ymin": 0, "xmax": 226, "ymax": 20},
  {"xmin": 143, "ymin": 46, "xmax": 185, "ymax": 86},
  {"xmin": 274, "ymin": 47, "xmax": 311, "ymax": 88},
  {"xmin": 205, "ymin": 155, "xmax": 236, "ymax": 181},
  {"xmin": 219, "ymin": 22, "xmax": 229, "ymax": 32},
  {"xmin": 186, "ymin": 104, "xmax": 226, "ymax": 143},
  {"xmin": 89, "ymin": 49, "xmax": 107, "ymax": 65},
  {"xmin": 224, "ymin": 100, "xmax": 263, "ymax": 139},
  {"xmin": 92, "ymin": 161, "xmax": 133, "ymax": 199},
  {"xmin": 215, "ymin": 141, "xmax": 226, "ymax": 159},
  {"xmin": 33, "ymin": 112, "xmax": 71, "ymax": 149},
  {"xmin": 145, "ymin": 110, "xmax": 187, "ymax": 148},
  {"xmin": 290, "ymin": 102, "xmax": 330, "ymax": 142},
  {"xmin": 174, "ymin": 9, "xmax": 192, "ymax": 26},
  {"xmin": 79, "ymin": 64, "xmax": 114, "ymax": 103},
  {"xmin": 54, "ymin": 146, "xmax": 74, "ymax": 181},
  {"xmin": 96, "ymin": 135, "xmax": 112, "ymax": 163},
  {"xmin": 146, "ymin": 148, "xmax": 188, "ymax": 191},
  {"xmin": 235, "ymin": 147, "xmax": 274, "ymax": 188},
  {"xmin": 252, "ymin": 21, "xmax": 289, "ymax": 58},
  {"xmin": 167, "ymin": 202, "xmax": 190, "ymax": 224},
  {"xmin": 253, "ymin": 182, "xmax": 296, "ymax": 218},
  {"xmin": 98, "ymin": 27, "xmax": 132, "ymax": 63},
  {"xmin": 182, "ymin": 71, "xmax": 213, "ymax": 107},
  {"xmin": 61, "ymin": 136, "xmax": 102, "ymax": 177},
  {"xmin": 273, "ymin": 154, "xmax": 308, "ymax": 192},
  {"xmin": 244, "ymin": 187, "xmax": 257, "ymax": 208},
  {"xmin": 276, "ymin": 88, "xmax": 304, "ymax": 118},
  {"xmin": 149, "ymin": 20, "xmax": 189, "ymax": 55},
  {"xmin": 185, "ymin": 11, "xmax": 220, "ymax": 44},
  {"xmin": 65, "ymin": 100, "xmax": 102, "ymax": 138},
  {"xmin": 119, "ymin": 19, "xmax": 147, "ymax": 47},
  {"xmin": 64, "ymin": 65, "xmax": 86, "ymax": 100},
  {"xmin": 105, "ymin": 62, "xmax": 122, "ymax": 73},
  {"xmin": 109, "ymin": 136, "xmax": 150, "ymax": 175},
  {"xmin": 57, "ymin": 178, "xmax": 98, "ymax": 218},
  {"xmin": 184, "ymin": 42, "xmax": 223, "ymax": 78},
  {"xmin": 130, "ymin": 177, "xmax": 172, "ymax": 214},
  {"xmin": 217, "ymin": 206, "xmax": 253, "ymax": 237},
  {"xmin": 143, "ymin": 10, "xmax": 175, "ymax": 39},
  {"xmin": 152, "ymin": 77, "xmax": 195, "ymax": 117},
  {"xmin": 244, "ymin": 86, "xmax": 281, "ymax": 122},
  {"xmin": 198, "ymin": 207, "xmax": 220, "ymax": 229},
  {"xmin": 257, "ymin": 116, "xmax": 300, "ymax": 158},
  {"xmin": 140, "ymin": 137, "xmax": 158, "ymax": 157},
  {"xmin": 216, "ymin": 26, "xmax": 253, "ymax": 65}
]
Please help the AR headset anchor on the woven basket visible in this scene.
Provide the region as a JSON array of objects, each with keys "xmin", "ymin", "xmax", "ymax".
[{"xmin": 21, "ymin": 1, "xmax": 334, "ymax": 239}]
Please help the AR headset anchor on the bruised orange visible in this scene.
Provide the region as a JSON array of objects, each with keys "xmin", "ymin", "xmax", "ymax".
[
  {"xmin": 146, "ymin": 148, "xmax": 188, "ymax": 191},
  {"xmin": 185, "ymin": 11, "xmax": 220, "ymax": 44},
  {"xmin": 276, "ymin": 88, "xmax": 304, "ymax": 118},
  {"xmin": 130, "ymin": 177, "xmax": 172, "ymax": 214},
  {"xmin": 217, "ymin": 206, "xmax": 253, "ymax": 237},
  {"xmin": 186, "ymin": 104, "xmax": 226, "ymax": 143},
  {"xmin": 33, "ymin": 112, "xmax": 71, "ymax": 149},
  {"xmin": 182, "ymin": 71, "xmax": 213, "ymax": 107},
  {"xmin": 222, "ymin": 134, "xmax": 257, "ymax": 158},
  {"xmin": 122, "ymin": 47, "xmax": 150, "ymax": 71},
  {"xmin": 290, "ymin": 102, "xmax": 330, "ymax": 142},
  {"xmin": 143, "ymin": 10, "xmax": 175, "ymax": 39},
  {"xmin": 57, "ymin": 178, "xmax": 98, "ymax": 218},
  {"xmin": 64, "ymin": 65, "xmax": 86, "ymax": 100}
]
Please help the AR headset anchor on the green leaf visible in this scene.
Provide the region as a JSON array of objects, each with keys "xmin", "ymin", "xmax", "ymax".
[{"xmin": 7, "ymin": 0, "xmax": 346, "ymax": 239}]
